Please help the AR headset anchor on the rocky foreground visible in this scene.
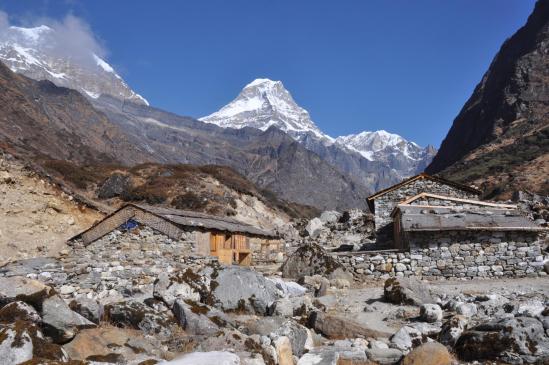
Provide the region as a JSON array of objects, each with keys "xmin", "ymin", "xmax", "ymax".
[{"xmin": 0, "ymin": 250, "xmax": 548, "ymax": 365}]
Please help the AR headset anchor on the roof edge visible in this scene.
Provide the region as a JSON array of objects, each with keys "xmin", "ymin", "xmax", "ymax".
[{"xmin": 367, "ymin": 173, "xmax": 481, "ymax": 202}]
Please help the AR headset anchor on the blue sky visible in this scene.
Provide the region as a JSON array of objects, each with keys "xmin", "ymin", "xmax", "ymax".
[{"xmin": 0, "ymin": 0, "xmax": 537, "ymax": 147}]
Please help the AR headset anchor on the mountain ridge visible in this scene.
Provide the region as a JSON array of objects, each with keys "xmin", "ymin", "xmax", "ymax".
[
  {"xmin": 0, "ymin": 24, "xmax": 148, "ymax": 105},
  {"xmin": 201, "ymin": 77, "xmax": 437, "ymax": 183},
  {"xmin": 426, "ymin": 0, "xmax": 549, "ymax": 198}
]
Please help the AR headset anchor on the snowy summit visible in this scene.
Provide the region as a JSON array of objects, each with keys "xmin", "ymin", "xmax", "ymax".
[
  {"xmin": 201, "ymin": 78, "xmax": 436, "ymax": 174},
  {"xmin": 200, "ymin": 78, "xmax": 331, "ymax": 141},
  {"xmin": 0, "ymin": 24, "xmax": 148, "ymax": 105}
]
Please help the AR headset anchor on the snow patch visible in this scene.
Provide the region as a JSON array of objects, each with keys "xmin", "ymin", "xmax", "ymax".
[{"xmin": 93, "ymin": 54, "xmax": 115, "ymax": 73}]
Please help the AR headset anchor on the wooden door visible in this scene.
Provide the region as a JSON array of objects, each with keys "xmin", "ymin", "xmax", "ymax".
[{"xmin": 210, "ymin": 233, "xmax": 225, "ymax": 253}]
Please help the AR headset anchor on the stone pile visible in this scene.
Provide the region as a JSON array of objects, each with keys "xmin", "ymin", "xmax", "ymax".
[
  {"xmin": 300, "ymin": 209, "xmax": 375, "ymax": 250},
  {"xmin": 515, "ymin": 191, "xmax": 549, "ymax": 227}
]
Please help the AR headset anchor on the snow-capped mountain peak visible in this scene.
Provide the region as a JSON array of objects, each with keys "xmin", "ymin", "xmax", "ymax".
[
  {"xmin": 335, "ymin": 129, "xmax": 436, "ymax": 177},
  {"xmin": 0, "ymin": 24, "xmax": 148, "ymax": 105},
  {"xmin": 201, "ymin": 78, "xmax": 437, "ymax": 181},
  {"xmin": 200, "ymin": 78, "xmax": 331, "ymax": 141}
]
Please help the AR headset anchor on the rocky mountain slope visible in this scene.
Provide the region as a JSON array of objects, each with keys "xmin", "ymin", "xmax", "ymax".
[
  {"xmin": 0, "ymin": 61, "xmax": 151, "ymax": 165},
  {"xmin": 426, "ymin": 0, "xmax": 549, "ymax": 198},
  {"xmin": 0, "ymin": 59, "xmax": 367, "ymax": 211},
  {"xmin": 0, "ymin": 153, "xmax": 101, "ymax": 261},
  {"xmin": 92, "ymin": 95, "xmax": 370, "ymax": 210},
  {"xmin": 43, "ymin": 160, "xmax": 318, "ymax": 227},
  {"xmin": 0, "ymin": 24, "xmax": 148, "ymax": 105},
  {"xmin": 335, "ymin": 130, "xmax": 437, "ymax": 178},
  {"xmin": 201, "ymin": 78, "xmax": 436, "ymax": 185}
]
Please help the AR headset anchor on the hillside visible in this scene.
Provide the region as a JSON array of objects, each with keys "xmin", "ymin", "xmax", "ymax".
[
  {"xmin": 41, "ymin": 160, "xmax": 318, "ymax": 226},
  {"xmin": 0, "ymin": 153, "xmax": 102, "ymax": 261},
  {"xmin": 0, "ymin": 57, "xmax": 369, "ymax": 211},
  {"xmin": 426, "ymin": 0, "xmax": 549, "ymax": 199},
  {"xmin": 93, "ymin": 95, "xmax": 370, "ymax": 210},
  {"xmin": 0, "ymin": 61, "xmax": 152, "ymax": 165},
  {"xmin": 201, "ymin": 78, "xmax": 436, "ymax": 189}
]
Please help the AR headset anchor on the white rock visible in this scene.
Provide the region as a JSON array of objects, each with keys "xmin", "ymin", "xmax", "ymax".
[
  {"xmin": 306, "ymin": 218, "xmax": 324, "ymax": 237},
  {"xmin": 59, "ymin": 285, "xmax": 76, "ymax": 295},
  {"xmin": 456, "ymin": 303, "xmax": 478, "ymax": 317},
  {"xmin": 516, "ymin": 300, "xmax": 545, "ymax": 317},
  {"xmin": 162, "ymin": 351, "xmax": 240, "ymax": 365},
  {"xmin": 420, "ymin": 304, "xmax": 443, "ymax": 323}
]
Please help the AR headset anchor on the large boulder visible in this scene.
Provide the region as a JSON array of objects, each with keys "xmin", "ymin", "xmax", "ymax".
[
  {"xmin": 212, "ymin": 266, "xmax": 280, "ymax": 315},
  {"xmin": 41, "ymin": 295, "xmax": 96, "ymax": 343},
  {"xmin": 154, "ymin": 271, "xmax": 201, "ymax": 308},
  {"xmin": 69, "ymin": 297, "xmax": 103, "ymax": 324},
  {"xmin": 273, "ymin": 336, "xmax": 294, "ymax": 365},
  {"xmin": 401, "ymin": 342, "xmax": 452, "ymax": 365},
  {"xmin": 268, "ymin": 277, "xmax": 307, "ymax": 298},
  {"xmin": 0, "ymin": 301, "xmax": 41, "ymax": 324},
  {"xmin": 63, "ymin": 326, "xmax": 161, "ymax": 364},
  {"xmin": 0, "ymin": 276, "xmax": 53, "ymax": 307},
  {"xmin": 384, "ymin": 277, "xmax": 435, "ymax": 306},
  {"xmin": 104, "ymin": 300, "xmax": 175, "ymax": 338},
  {"xmin": 281, "ymin": 243, "xmax": 351, "ymax": 281},
  {"xmin": 97, "ymin": 173, "xmax": 131, "ymax": 199},
  {"xmin": 455, "ymin": 316, "xmax": 549, "ymax": 363},
  {"xmin": 365, "ymin": 347, "xmax": 404, "ymax": 365},
  {"xmin": 172, "ymin": 300, "xmax": 220, "ymax": 336},
  {"xmin": 438, "ymin": 315, "xmax": 468, "ymax": 346},
  {"xmin": 390, "ymin": 326, "xmax": 422, "ymax": 352},
  {"xmin": 305, "ymin": 217, "xmax": 325, "ymax": 237},
  {"xmin": 166, "ymin": 351, "xmax": 240, "ymax": 365},
  {"xmin": 308, "ymin": 311, "xmax": 392, "ymax": 339},
  {"xmin": 0, "ymin": 321, "xmax": 68, "ymax": 365},
  {"xmin": 273, "ymin": 320, "xmax": 311, "ymax": 357},
  {"xmin": 319, "ymin": 211, "xmax": 342, "ymax": 224},
  {"xmin": 419, "ymin": 304, "xmax": 443, "ymax": 323}
]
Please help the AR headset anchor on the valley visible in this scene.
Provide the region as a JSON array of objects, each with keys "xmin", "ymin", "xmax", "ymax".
[{"xmin": 0, "ymin": 1, "xmax": 547, "ymax": 365}]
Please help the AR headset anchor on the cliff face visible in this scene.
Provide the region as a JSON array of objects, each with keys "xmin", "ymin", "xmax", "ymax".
[
  {"xmin": 426, "ymin": 0, "xmax": 549, "ymax": 198},
  {"xmin": 0, "ymin": 61, "xmax": 151, "ymax": 166}
]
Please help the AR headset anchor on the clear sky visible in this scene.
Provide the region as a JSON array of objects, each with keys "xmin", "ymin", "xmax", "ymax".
[{"xmin": 0, "ymin": 0, "xmax": 537, "ymax": 147}]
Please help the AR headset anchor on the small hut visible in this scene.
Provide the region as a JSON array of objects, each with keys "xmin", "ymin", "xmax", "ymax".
[
  {"xmin": 69, "ymin": 203, "xmax": 280, "ymax": 266},
  {"xmin": 391, "ymin": 194, "xmax": 546, "ymax": 249},
  {"xmin": 366, "ymin": 173, "xmax": 481, "ymax": 243}
]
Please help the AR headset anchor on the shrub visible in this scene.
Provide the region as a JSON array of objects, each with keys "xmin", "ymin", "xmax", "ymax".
[{"xmin": 171, "ymin": 192, "xmax": 207, "ymax": 210}]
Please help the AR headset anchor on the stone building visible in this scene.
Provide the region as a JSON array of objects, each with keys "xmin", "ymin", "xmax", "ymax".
[
  {"xmin": 70, "ymin": 203, "xmax": 280, "ymax": 266},
  {"xmin": 385, "ymin": 196, "xmax": 549, "ymax": 278},
  {"xmin": 366, "ymin": 173, "xmax": 481, "ymax": 245},
  {"xmin": 332, "ymin": 195, "xmax": 548, "ymax": 279}
]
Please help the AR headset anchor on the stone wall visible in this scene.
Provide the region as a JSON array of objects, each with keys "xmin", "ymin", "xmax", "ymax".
[
  {"xmin": 334, "ymin": 230, "xmax": 548, "ymax": 280},
  {"xmin": 61, "ymin": 227, "xmax": 217, "ymax": 302},
  {"xmin": 373, "ymin": 179, "xmax": 479, "ymax": 244}
]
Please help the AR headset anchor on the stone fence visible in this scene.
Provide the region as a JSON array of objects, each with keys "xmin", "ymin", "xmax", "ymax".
[{"xmin": 332, "ymin": 233, "xmax": 548, "ymax": 280}]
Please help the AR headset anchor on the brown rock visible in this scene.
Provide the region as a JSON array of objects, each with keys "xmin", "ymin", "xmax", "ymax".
[
  {"xmin": 274, "ymin": 336, "xmax": 294, "ymax": 365},
  {"xmin": 0, "ymin": 276, "xmax": 53, "ymax": 307},
  {"xmin": 63, "ymin": 326, "xmax": 156, "ymax": 363},
  {"xmin": 402, "ymin": 342, "xmax": 452, "ymax": 365},
  {"xmin": 384, "ymin": 277, "xmax": 435, "ymax": 306},
  {"xmin": 308, "ymin": 311, "xmax": 391, "ymax": 339}
]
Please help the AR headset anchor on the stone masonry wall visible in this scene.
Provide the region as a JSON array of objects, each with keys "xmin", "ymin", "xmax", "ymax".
[
  {"xmin": 334, "ymin": 230, "xmax": 548, "ymax": 280},
  {"xmin": 374, "ymin": 179, "xmax": 478, "ymax": 233},
  {"xmin": 59, "ymin": 226, "xmax": 217, "ymax": 302},
  {"xmin": 373, "ymin": 179, "xmax": 479, "ymax": 245}
]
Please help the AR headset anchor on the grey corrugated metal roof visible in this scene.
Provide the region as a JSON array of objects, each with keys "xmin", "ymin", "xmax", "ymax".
[{"xmin": 397, "ymin": 205, "xmax": 546, "ymax": 232}]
